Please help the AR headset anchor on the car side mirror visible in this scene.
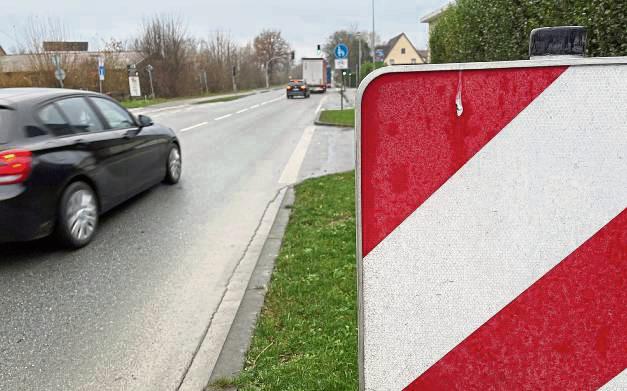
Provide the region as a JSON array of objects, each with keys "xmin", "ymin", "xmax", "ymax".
[{"xmin": 137, "ymin": 115, "xmax": 153, "ymax": 128}]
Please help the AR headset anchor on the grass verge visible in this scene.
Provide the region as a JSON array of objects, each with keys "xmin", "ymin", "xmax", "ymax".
[
  {"xmin": 318, "ymin": 109, "xmax": 355, "ymax": 127},
  {"xmin": 193, "ymin": 94, "xmax": 253, "ymax": 105},
  {"xmin": 227, "ymin": 171, "xmax": 357, "ymax": 391},
  {"xmin": 120, "ymin": 98, "xmax": 169, "ymax": 109}
]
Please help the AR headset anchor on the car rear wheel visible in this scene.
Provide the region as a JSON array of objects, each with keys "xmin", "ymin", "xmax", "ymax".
[
  {"xmin": 56, "ymin": 181, "xmax": 99, "ymax": 249},
  {"xmin": 164, "ymin": 144, "xmax": 182, "ymax": 184}
]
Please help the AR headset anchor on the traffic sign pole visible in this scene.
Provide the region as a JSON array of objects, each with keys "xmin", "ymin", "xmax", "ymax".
[{"xmin": 98, "ymin": 57, "xmax": 105, "ymax": 93}]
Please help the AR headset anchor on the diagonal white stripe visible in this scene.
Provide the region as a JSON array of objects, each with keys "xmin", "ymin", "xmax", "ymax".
[
  {"xmin": 362, "ymin": 65, "xmax": 627, "ymax": 390},
  {"xmin": 599, "ymin": 370, "xmax": 627, "ymax": 391}
]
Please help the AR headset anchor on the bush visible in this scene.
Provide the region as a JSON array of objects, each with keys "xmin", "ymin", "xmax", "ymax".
[
  {"xmin": 430, "ymin": 0, "xmax": 627, "ymax": 63},
  {"xmin": 359, "ymin": 61, "xmax": 385, "ymax": 81}
]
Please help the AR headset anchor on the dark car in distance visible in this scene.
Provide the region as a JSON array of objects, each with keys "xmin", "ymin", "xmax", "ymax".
[
  {"xmin": 0, "ymin": 88, "xmax": 182, "ymax": 248},
  {"xmin": 286, "ymin": 81, "xmax": 310, "ymax": 99}
]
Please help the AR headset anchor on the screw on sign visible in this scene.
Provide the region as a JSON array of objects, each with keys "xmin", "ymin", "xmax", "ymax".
[{"xmin": 356, "ymin": 49, "xmax": 626, "ymax": 391}]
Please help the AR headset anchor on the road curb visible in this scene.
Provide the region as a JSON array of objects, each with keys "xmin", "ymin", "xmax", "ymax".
[
  {"xmin": 314, "ymin": 109, "xmax": 355, "ymax": 128},
  {"xmin": 205, "ymin": 187, "xmax": 295, "ymax": 390}
]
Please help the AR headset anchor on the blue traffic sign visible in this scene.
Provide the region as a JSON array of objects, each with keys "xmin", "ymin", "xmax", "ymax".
[
  {"xmin": 98, "ymin": 66, "xmax": 105, "ymax": 80},
  {"xmin": 335, "ymin": 43, "xmax": 349, "ymax": 59}
]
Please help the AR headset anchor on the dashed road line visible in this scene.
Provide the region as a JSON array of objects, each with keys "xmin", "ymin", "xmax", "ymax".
[
  {"xmin": 236, "ymin": 108, "xmax": 249, "ymax": 114},
  {"xmin": 214, "ymin": 114, "xmax": 233, "ymax": 121},
  {"xmin": 180, "ymin": 122, "xmax": 209, "ymax": 133}
]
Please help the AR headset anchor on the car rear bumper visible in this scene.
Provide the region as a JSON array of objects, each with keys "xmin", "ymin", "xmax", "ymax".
[
  {"xmin": 309, "ymin": 85, "xmax": 327, "ymax": 93},
  {"xmin": 287, "ymin": 91, "xmax": 308, "ymax": 97},
  {"xmin": 0, "ymin": 185, "xmax": 54, "ymax": 242}
]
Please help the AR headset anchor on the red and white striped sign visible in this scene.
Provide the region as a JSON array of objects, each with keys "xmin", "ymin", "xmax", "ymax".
[{"xmin": 357, "ymin": 58, "xmax": 627, "ymax": 390}]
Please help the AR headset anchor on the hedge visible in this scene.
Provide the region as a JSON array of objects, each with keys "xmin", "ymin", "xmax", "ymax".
[{"xmin": 430, "ymin": 0, "xmax": 627, "ymax": 63}]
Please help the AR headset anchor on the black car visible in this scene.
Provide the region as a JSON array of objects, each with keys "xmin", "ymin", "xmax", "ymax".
[
  {"xmin": 0, "ymin": 88, "xmax": 182, "ymax": 248},
  {"xmin": 286, "ymin": 81, "xmax": 310, "ymax": 99}
]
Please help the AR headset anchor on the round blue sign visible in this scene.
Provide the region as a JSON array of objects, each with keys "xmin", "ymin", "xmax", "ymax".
[{"xmin": 335, "ymin": 43, "xmax": 349, "ymax": 59}]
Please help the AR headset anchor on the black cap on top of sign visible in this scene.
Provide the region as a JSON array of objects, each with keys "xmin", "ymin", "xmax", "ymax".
[{"xmin": 529, "ymin": 26, "xmax": 587, "ymax": 58}]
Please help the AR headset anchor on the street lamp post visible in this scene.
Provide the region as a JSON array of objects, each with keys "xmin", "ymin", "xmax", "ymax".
[{"xmin": 371, "ymin": 0, "xmax": 376, "ymax": 63}]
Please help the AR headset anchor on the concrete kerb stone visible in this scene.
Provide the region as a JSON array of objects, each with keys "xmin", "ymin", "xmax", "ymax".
[{"xmin": 205, "ymin": 187, "xmax": 295, "ymax": 390}]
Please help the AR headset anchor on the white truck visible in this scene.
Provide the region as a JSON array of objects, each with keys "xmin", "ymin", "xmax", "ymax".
[{"xmin": 302, "ymin": 58, "xmax": 328, "ymax": 93}]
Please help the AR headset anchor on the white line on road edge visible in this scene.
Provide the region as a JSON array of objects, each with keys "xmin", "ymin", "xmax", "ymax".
[
  {"xmin": 177, "ymin": 186, "xmax": 288, "ymax": 391},
  {"xmin": 180, "ymin": 122, "xmax": 209, "ymax": 133},
  {"xmin": 278, "ymin": 126, "xmax": 316, "ymax": 185},
  {"xmin": 236, "ymin": 108, "xmax": 249, "ymax": 114},
  {"xmin": 214, "ymin": 114, "xmax": 233, "ymax": 121},
  {"xmin": 250, "ymin": 104, "xmax": 260, "ymax": 109}
]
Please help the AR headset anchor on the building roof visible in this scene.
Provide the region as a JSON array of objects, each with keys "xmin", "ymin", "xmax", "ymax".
[
  {"xmin": 0, "ymin": 46, "xmax": 6, "ymax": 56},
  {"xmin": 0, "ymin": 51, "xmax": 144, "ymax": 73},
  {"xmin": 420, "ymin": 2, "xmax": 454, "ymax": 23},
  {"xmin": 378, "ymin": 33, "xmax": 423, "ymax": 63}
]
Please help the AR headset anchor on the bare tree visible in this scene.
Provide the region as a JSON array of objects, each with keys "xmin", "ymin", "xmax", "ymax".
[
  {"xmin": 199, "ymin": 31, "xmax": 239, "ymax": 92},
  {"xmin": 254, "ymin": 30, "xmax": 290, "ymax": 85},
  {"xmin": 134, "ymin": 14, "xmax": 195, "ymax": 97},
  {"xmin": 237, "ymin": 43, "xmax": 264, "ymax": 90}
]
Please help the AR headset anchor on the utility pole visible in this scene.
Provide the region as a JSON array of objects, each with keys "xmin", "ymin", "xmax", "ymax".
[
  {"xmin": 372, "ymin": 0, "xmax": 376, "ymax": 63},
  {"xmin": 203, "ymin": 71, "xmax": 209, "ymax": 94}
]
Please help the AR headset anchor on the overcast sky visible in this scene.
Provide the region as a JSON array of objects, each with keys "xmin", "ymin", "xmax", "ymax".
[{"xmin": 2, "ymin": 0, "xmax": 447, "ymax": 57}]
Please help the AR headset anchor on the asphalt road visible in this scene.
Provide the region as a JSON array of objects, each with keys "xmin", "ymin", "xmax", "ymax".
[{"xmin": 0, "ymin": 90, "xmax": 347, "ymax": 390}]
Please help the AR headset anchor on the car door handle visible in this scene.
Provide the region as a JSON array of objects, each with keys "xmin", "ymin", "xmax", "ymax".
[{"xmin": 74, "ymin": 139, "xmax": 88, "ymax": 147}]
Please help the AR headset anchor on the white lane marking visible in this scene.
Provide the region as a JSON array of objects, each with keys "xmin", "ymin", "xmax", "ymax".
[
  {"xmin": 315, "ymin": 95, "xmax": 329, "ymax": 114},
  {"xmin": 362, "ymin": 65, "xmax": 627, "ymax": 391},
  {"xmin": 214, "ymin": 114, "xmax": 233, "ymax": 121},
  {"xmin": 278, "ymin": 126, "xmax": 316, "ymax": 185},
  {"xmin": 180, "ymin": 122, "xmax": 209, "ymax": 133},
  {"xmin": 250, "ymin": 104, "xmax": 260, "ymax": 109},
  {"xmin": 236, "ymin": 108, "xmax": 249, "ymax": 114}
]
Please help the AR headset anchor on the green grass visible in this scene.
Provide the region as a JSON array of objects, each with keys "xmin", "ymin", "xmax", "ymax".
[
  {"xmin": 193, "ymin": 94, "xmax": 252, "ymax": 105},
  {"xmin": 232, "ymin": 171, "xmax": 357, "ymax": 391},
  {"xmin": 119, "ymin": 98, "xmax": 169, "ymax": 109},
  {"xmin": 318, "ymin": 109, "xmax": 355, "ymax": 127}
]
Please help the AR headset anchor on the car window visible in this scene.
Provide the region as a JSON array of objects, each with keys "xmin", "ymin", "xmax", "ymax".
[
  {"xmin": 56, "ymin": 97, "xmax": 104, "ymax": 133},
  {"xmin": 90, "ymin": 97, "xmax": 136, "ymax": 130},
  {"xmin": 39, "ymin": 104, "xmax": 73, "ymax": 136},
  {"xmin": 0, "ymin": 108, "xmax": 15, "ymax": 143}
]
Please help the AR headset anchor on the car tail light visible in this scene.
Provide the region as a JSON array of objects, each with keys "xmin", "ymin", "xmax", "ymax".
[{"xmin": 0, "ymin": 149, "xmax": 32, "ymax": 185}]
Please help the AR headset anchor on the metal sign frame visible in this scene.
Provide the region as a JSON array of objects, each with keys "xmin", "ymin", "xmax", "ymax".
[{"xmin": 355, "ymin": 56, "xmax": 627, "ymax": 391}]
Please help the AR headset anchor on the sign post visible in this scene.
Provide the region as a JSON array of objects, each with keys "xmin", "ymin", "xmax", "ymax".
[
  {"xmin": 335, "ymin": 43, "xmax": 349, "ymax": 110},
  {"xmin": 127, "ymin": 64, "xmax": 141, "ymax": 98},
  {"xmin": 98, "ymin": 57, "xmax": 105, "ymax": 93},
  {"xmin": 51, "ymin": 54, "xmax": 65, "ymax": 88},
  {"xmin": 357, "ymin": 57, "xmax": 627, "ymax": 390}
]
